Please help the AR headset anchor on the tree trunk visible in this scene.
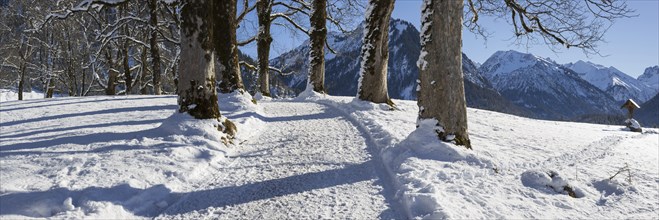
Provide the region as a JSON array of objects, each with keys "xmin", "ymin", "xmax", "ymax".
[
  {"xmin": 105, "ymin": 48, "xmax": 118, "ymax": 95},
  {"xmin": 357, "ymin": 0, "xmax": 394, "ymax": 104},
  {"xmin": 140, "ymin": 46, "xmax": 149, "ymax": 94},
  {"xmin": 18, "ymin": 62, "xmax": 25, "ymax": 101},
  {"xmin": 45, "ymin": 73, "xmax": 54, "ymax": 98},
  {"xmin": 308, "ymin": 0, "xmax": 326, "ymax": 93},
  {"xmin": 215, "ymin": 0, "xmax": 245, "ymax": 94},
  {"xmin": 256, "ymin": 0, "xmax": 273, "ymax": 96},
  {"xmin": 17, "ymin": 41, "xmax": 32, "ymax": 101},
  {"xmin": 149, "ymin": 0, "xmax": 162, "ymax": 95},
  {"xmin": 178, "ymin": 0, "xmax": 220, "ymax": 119},
  {"xmin": 417, "ymin": 0, "xmax": 471, "ymax": 148},
  {"xmin": 122, "ymin": 46, "xmax": 132, "ymax": 94}
]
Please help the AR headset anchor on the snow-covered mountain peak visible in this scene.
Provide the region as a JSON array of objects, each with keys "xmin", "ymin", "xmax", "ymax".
[
  {"xmin": 480, "ymin": 50, "xmax": 556, "ymax": 78},
  {"xmin": 566, "ymin": 60, "xmax": 605, "ymax": 75},
  {"xmin": 638, "ymin": 65, "xmax": 659, "ymax": 92},
  {"xmin": 392, "ymin": 19, "xmax": 414, "ymax": 34},
  {"xmin": 478, "ymin": 50, "xmax": 620, "ymax": 120},
  {"xmin": 565, "ymin": 61, "xmax": 655, "ymax": 102}
]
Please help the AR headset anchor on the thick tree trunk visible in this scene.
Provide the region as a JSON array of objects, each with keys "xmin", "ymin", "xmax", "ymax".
[
  {"xmin": 149, "ymin": 0, "xmax": 162, "ymax": 95},
  {"xmin": 417, "ymin": 0, "xmax": 471, "ymax": 148},
  {"xmin": 215, "ymin": 0, "xmax": 245, "ymax": 94},
  {"xmin": 256, "ymin": 0, "xmax": 273, "ymax": 96},
  {"xmin": 308, "ymin": 0, "xmax": 326, "ymax": 93},
  {"xmin": 178, "ymin": 0, "xmax": 220, "ymax": 119},
  {"xmin": 357, "ymin": 0, "xmax": 395, "ymax": 104}
]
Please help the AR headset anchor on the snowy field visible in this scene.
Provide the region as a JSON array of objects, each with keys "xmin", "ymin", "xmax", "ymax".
[
  {"xmin": 0, "ymin": 92, "xmax": 657, "ymax": 219},
  {"xmin": 0, "ymin": 89, "xmax": 47, "ymax": 102}
]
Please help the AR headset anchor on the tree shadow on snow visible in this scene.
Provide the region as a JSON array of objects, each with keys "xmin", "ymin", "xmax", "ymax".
[
  {"xmin": 225, "ymin": 110, "xmax": 339, "ymax": 123},
  {"xmin": 0, "ymin": 95, "xmax": 174, "ymax": 112},
  {"xmin": 0, "ymin": 162, "xmax": 387, "ymax": 218},
  {"xmin": 0, "ymin": 184, "xmax": 179, "ymax": 218}
]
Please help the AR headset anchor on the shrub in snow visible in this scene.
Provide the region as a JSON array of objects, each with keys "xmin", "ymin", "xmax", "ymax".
[
  {"xmin": 624, "ymin": 119, "xmax": 642, "ymax": 132},
  {"xmin": 607, "ymin": 163, "xmax": 633, "ymax": 184},
  {"xmin": 521, "ymin": 170, "xmax": 584, "ymax": 198}
]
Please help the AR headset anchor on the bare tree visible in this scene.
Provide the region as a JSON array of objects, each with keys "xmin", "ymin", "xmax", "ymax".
[
  {"xmin": 178, "ymin": 0, "xmax": 218, "ymax": 118},
  {"xmin": 215, "ymin": 0, "xmax": 246, "ymax": 94},
  {"xmin": 148, "ymin": 0, "xmax": 163, "ymax": 95},
  {"xmin": 256, "ymin": 0, "xmax": 274, "ymax": 96},
  {"xmin": 464, "ymin": 0, "xmax": 634, "ymax": 55},
  {"xmin": 417, "ymin": 0, "xmax": 470, "ymax": 148},
  {"xmin": 357, "ymin": 0, "xmax": 395, "ymax": 105},
  {"xmin": 177, "ymin": 0, "xmax": 236, "ymax": 138},
  {"xmin": 418, "ymin": 0, "xmax": 633, "ymax": 149},
  {"xmin": 307, "ymin": 0, "xmax": 326, "ymax": 93}
]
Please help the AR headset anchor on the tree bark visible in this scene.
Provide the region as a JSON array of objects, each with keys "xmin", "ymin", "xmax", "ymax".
[
  {"xmin": 417, "ymin": 0, "xmax": 471, "ymax": 148},
  {"xmin": 18, "ymin": 61, "xmax": 25, "ymax": 101},
  {"xmin": 140, "ymin": 46, "xmax": 149, "ymax": 94},
  {"xmin": 178, "ymin": 0, "xmax": 220, "ymax": 119},
  {"xmin": 215, "ymin": 0, "xmax": 245, "ymax": 94},
  {"xmin": 104, "ymin": 48, "xmax": 118, "ymax": 95},
  {"xmin": 149, "ymin": 0, "xmax": 162, "ymax": 95},
  {"xmin": 308, "ymin": 0, "xmax": 326, "ymax": 93},
  {"xmin": 256, "ymin": 0, "xmax": 273, "ymax": 96},
  {"xmin": 45, "ymin": 73, "xmax": 54, "ymax": 98},
  {"xmin": 357, "ymin": 0, "xmax": 394, "ymax": 104},
  {"xmin": 122, "ymin": 46, "xmax": 132, "ymax": 93}
]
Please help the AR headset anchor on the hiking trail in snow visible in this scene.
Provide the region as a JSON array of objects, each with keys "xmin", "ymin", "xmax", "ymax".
[{"xmin": 158, "ymin": 101, "xmax": 400, "ymax": 219}]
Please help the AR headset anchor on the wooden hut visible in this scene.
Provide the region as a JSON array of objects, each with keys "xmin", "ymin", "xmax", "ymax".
[{"xmin": 620, "ymin": 99, "xmax": 640, "ymax": 119}]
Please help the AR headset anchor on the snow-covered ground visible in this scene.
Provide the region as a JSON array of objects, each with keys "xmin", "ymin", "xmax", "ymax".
[
  {"xmin": 0, "ymin": 92, "xmax": 657, "ymax": 219},
  {"xmin": 0, "ymin": 89, "xmax": 48, "ymax": 102}
]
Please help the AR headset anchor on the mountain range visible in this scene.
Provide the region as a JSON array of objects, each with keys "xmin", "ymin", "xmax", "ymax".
[
  {"xmin": 564, "ymin": 61, "xmax": 655, "ymax": 102},
  {"xmin": 262, "ymin": 19, "xmax": 657, "ymax": 126}
]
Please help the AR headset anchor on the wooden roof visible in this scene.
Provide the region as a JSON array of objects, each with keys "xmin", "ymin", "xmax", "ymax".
[{"xmin": 621, "ymin": 99, "xmax": 640, "ymax": 109}]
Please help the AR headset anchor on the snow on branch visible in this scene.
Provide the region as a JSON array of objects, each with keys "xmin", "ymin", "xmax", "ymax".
[
  {"xmin": 38, "ymin": 0, "xmax": 130, "ymax": 31},
  {"xmin": 239, "ymin": 60, "xmax": 294, "ymax": 76}
]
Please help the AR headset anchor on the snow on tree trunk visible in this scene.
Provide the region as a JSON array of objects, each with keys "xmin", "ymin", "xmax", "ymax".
[
  {"xmin": 357, "ymin": 0, "xmax": 395, "ymax": 104},
  {"xmin": 178, "ymin": 0, "xmax": 220, "ymax": 120},
  {"xmin": 256, "ymin": 0, "xmax": 273, "ymax": 97},
  {"xmin": 215, "ymin": 0, "xmax": 245, "ymax": 94},
  {"xmin": 105, "ymin": 48, "xmax": 118, "ymax": 95},
  {"xmin": 417, "ymin": 0, "xmax": 471, "ymax": 149},
  {"xmin": 149, "ymin": 0, "xmax": 162, "ymax": 95},
  {"xmin": 308, "ymin": 0, "xmax": 326, "ymax": 93}
]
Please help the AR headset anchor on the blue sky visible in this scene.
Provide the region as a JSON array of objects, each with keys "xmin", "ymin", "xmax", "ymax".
[
  {"xmin": 242, "ymin": 0, "xmax": 658, "ymax": 77},
  {"xmin": 392, "ymin": 0, "xmax": 659, "ymax": 77}
]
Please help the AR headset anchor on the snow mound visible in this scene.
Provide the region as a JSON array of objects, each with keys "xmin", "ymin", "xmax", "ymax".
[
  {"xmin": 157, "ymin": 112, "xmax": 232, "ymax": 155},
  {"xmin": 218, "ymin": 90, "xmax": 256, "ymax": 112},
  {"xmin": 521, "ymin": 170, "xmax": 585, "ymax": 198},
  {"xmin": 624, "ymin": 118, "xmax": 642, "ymax": 132},
  {"xmin": 383, "ymin": 119, "xmax": 497, "ymax": 219},
  {"xmin": 293, "ymin": 84, "xmax": 326, "ymax": 101}
]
